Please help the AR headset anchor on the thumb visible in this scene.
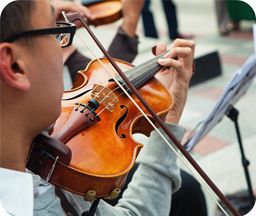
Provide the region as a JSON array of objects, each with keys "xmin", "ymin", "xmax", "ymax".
[{"xmin": 152, "ymin": 42, "xmax": 167, "ymax": 56}]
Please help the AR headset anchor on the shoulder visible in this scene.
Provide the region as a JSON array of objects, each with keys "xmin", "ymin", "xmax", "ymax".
[{"xmin": 31, "ymin": 173, "xmax": 65, "ymax": 216}]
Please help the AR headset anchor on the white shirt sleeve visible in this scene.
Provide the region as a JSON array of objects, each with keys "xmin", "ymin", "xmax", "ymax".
[{"xmin": 0, "ymin": 168, "xmax": 33, "ymax": 216}]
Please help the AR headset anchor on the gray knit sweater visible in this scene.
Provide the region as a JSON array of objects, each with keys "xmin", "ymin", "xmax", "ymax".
[{"xmin": 33, "ymin": 124, "xmax": 185, "ymax": 216}]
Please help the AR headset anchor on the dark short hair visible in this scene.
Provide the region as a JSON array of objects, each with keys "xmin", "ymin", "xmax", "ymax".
[{"xmin": 0, "ymin": 0, "xmax": 35, "ymax": 42}]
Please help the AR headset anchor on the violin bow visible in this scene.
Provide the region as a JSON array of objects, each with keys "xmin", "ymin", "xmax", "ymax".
[{"xmin": 63, "ymin": 12, "xmax": 241, "ymax": 216}]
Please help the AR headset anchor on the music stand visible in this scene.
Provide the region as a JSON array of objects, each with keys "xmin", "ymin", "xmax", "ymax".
[{"xmin": 184, "ymin": 55, "xmax": 256, "ymax": 208}]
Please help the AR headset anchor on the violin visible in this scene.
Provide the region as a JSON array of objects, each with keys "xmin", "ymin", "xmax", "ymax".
[
  {"xmin": 82, "ymin": 0, "xmax": 122, "ymax": 26},
  {"xmin": 27, "ymin": 54, "xmax": 173, "ymax": 200},
  {"xmin": 27, "ymin": 12, "xmax": 241, "ymax": 215}
]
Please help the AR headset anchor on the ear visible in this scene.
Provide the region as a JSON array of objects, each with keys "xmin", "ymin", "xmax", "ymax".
[{"xmin": 0, "ymin": 43, "xmax": 30, "ymax": 91}]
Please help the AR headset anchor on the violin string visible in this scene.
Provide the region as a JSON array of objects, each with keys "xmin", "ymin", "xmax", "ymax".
[
  {"xmin": 77, "ymin": 28, "xmax": 165, "ymax": 87},
  {"xmin": 96, "ymin": 68, "xmax": 162, "ymax": 116},
  {"xmin": 76, "ymin": 32, "xmax": 167, "ymax": 119},
  {"xmin": 96, "ymin": 64, "xmax": 162, "ymax": 116},
  {"xmin": 75, "ymin": 34, "xmax": 118, "ymax": 104},
  {"xmin": 76, "ymin": 31, "xmax": 162, "ymax": 91},
  {"xmin": 96, "ymin": 57, "xmax": 166, "ymax": 115},
  {"xmin": 75, "ymin": 33, "xmax": 145, "ymax": 110},
  {"xmin": 65, "ymin": 13, "xmax": 163, "ymax": 108},
  {"xmin": 75, "ymin": 33, "xmax": 167, "ymax": 121},
  {"xmin": 63, "ymin": 11, "xmax": 112, "ymax": 106},
  {"xmin": 73, "ymin": 30, "xmax": 230, "ymax": 215},
  {"xmin": 75, "ymin": 33, "xmax": 163, "ymax": 108},
  {"xmin": 75, "ymin": 33, "xmax": 143, "ymax": 109},
  {"xmin": 95, "ymin": 62, "xmax": 157, "ymax": 106},
  {"xmin": 96, "ymin": 62, "xmax": 162, "ymax": 108}
]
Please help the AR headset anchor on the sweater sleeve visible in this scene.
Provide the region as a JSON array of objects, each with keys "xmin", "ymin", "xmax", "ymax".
[{"xmin": 63, "ymin": 123, "xmax": 185, "ymax": 216}]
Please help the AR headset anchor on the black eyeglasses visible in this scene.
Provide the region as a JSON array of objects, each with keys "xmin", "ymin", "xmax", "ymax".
[{"xmin": 2, "ymin": 21, "xmax": 76, "ymax": 48}]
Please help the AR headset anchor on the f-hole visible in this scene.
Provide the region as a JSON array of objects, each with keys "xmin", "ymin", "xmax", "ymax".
[{"xmin": 115, "ymin": 105, "xmax": 128, "ymax": 138}]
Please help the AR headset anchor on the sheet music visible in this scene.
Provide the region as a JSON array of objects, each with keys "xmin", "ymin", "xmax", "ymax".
[{"xmin": 185, "ymin": 55, "xmax": 256, "ymax": 151}]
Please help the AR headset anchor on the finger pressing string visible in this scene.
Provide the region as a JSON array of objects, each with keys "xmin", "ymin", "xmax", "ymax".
[
  {"xmin": 164, "ymin": 47, "xmax": 193, "ymax": 58},
  {"xmin": 158, "ymin": 58, "xmax": 182, "ymax": 70}
]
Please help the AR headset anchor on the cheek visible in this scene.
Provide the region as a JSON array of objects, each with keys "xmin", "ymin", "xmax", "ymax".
[
  {"xmin": 53, "ymin": 54, "xmax": 64, "ymax": 93},
  {"xmin": 53, "ymin": 50, "xmax": 64, "ymax": 114},
  {"xmin": 40, "ymin": 39, "xmax": 64, "ymax": 93},
  {"xmin": 48, "ymin": 45, "xmax": 64, "ymax": 97},
  {"xmin": 44, "ymin": 57, "xmax": 64, "ymax": 123},
  {"xmin": 51, "ymin": 57, "xmax": 64, "ymax": 107},
  {"xmin": 38, "ymin": 46, "xmax": 64, "ymax": 113}
]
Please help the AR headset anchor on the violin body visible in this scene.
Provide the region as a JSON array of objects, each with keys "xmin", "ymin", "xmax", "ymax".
[
  {"xmin": 55, "ymin": 58, "xmax": 172, "ymax": 197},
  {"xmin": 27, "ymin": 58, "xmax": 173, "ymax": 200},
  {"xmin": 83, "ymin": 0, "xmax": 122, "ymax": 26}
]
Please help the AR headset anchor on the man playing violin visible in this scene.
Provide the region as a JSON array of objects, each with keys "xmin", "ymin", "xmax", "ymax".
[{"xmin": 0, "ymin": 0, "xmax": 196, "ymax": 215}]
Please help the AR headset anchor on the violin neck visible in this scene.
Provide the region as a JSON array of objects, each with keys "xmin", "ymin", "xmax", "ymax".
[{"xmin": 116, "ymin": 51, "xmax": 167, "ymax": 92}]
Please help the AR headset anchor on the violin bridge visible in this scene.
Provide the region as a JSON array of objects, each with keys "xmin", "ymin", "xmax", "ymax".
[{"xmin": 91, "ymin": 84, "xmax": 118, "ymax": 112}]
